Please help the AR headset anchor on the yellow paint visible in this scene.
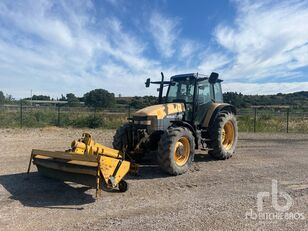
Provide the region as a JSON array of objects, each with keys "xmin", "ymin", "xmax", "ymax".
[
  {"xmin": 28, "ymin": 133, "xmax": 133, "ymax": 195},
  {"xmin": 71, "ymin": 133, "xmax": 122, "ymax": 159},
  {"xmin": 99, "ymin": 156, "xmax": 130, "ymax": 185},
  {"xmin": 134, "ymin": 103, "xmax": 185, "ymax": 119},
  {"xmin": 173, "ymin": 136, "xmax": 190, "ymax": 166},
  {"xmin": 221, "ymin": 120, "xmax": 235, "ymax": 151}
]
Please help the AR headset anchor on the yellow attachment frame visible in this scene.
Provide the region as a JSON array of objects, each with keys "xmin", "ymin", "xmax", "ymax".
[
  {"xmin": 70, "ymin": 133, "xmax": 122, "ymax": 159},
  {"xmin": 27, "ymin": 133, "xmax": 134, "ymax": 197}
]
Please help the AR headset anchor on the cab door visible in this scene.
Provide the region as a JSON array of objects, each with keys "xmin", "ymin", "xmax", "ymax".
[{"xmin": 195, "ymin": 80, "xmax": 213, "ymax": 124}]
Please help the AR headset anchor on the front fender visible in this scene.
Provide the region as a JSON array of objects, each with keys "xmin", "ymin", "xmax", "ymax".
[{"xmin": 170, "ymin": 120, "xmax": 198, "ymax": 149}]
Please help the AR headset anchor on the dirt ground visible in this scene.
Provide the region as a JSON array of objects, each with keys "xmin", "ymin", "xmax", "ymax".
[{"xmin": 0, "ymin": 128, "xmax": 307, "ymax": 231}]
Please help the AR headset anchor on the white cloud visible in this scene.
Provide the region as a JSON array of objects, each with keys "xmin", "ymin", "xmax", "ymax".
[
  {"xmin": 224, "ymin": 81, "xmax": 308, "ymax": 95},
  {"xmin": 148, "ymin": 12, "xmax": 201, "ymax": 67},
  {"xmin": 0, "ymin": 1, "xmax": 75, "ymax": 48},
  {"xmin": 198, "ymin": 52, "xmax": 230, "ymax": 74},
  {"xmin": 0, "ymin": 0, "xmax": 163, "ymax": 98},
  {"xmin": 214, "ymin": 0, "xmax": 308, "ymax": 82},
  {"xmin": 149, "ymin": 12, "xmax": 179, "ymax": 58},
  {"xmin": 0, "ymin": 0, "xmax": 307, "ymax": 99},
  {"xmin": 179, "ymin": 40, "xmax": 198, "ymax": 59},
  {"xmin": 0, "ymin": 2, "xmax": 201, "ymax": 98}
]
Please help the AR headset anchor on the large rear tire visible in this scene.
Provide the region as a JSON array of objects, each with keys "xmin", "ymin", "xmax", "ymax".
[
  {"xmin": 208, "ymin": 112, "xmax": 238, "ymax": 159},
  {"xmin": 112, "ymin": 123, "xmax": 129, "ymax": 151},
  {"xmin": 157, "ymin": 127, "xmax": 195, "ymax": 175}
]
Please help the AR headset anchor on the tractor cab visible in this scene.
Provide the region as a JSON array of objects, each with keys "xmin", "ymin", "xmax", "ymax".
[{"xmin": 147, "ymin": 72, "xmax": 224, "ymax": 123}]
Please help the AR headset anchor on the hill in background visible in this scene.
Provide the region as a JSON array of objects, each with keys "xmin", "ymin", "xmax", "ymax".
[
  {"xmin": 1, "ymin": 90, "xmax": 308, "ymax": 109},
  {"xmin": 116, "ymin": 91, "xmax": 308, "ymax": 109},
  {"xmin": 223, "ymin": 91, "xmax": 308, "ymax": 108}
]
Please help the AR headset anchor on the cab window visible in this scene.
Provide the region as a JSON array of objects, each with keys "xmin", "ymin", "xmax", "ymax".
[
  {"xmin": 197, "ymin": 81, "xmax": 211, "ymax": 105},
  {"xmin": 213, "ymin": 83, "xmax": 223, "ymax": 102},
  {"xmin": 166, "ymin": 79, "xmax": 195, "ymax": 103}
]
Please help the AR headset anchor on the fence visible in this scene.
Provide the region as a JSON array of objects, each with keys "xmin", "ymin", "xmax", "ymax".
[
  {"xmin": 0, "ymin": 103, "xmax": 308, "ymax": 133},
  {"xmin": 237, "ymin": 106, "xmax": 308, "ymax": 133},
  {"xmin": 0, "ymin": 103, "xmax": 132, "ymax": 129}
]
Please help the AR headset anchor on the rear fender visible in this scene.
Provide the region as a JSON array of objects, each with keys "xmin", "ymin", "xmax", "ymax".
[{"xmin": 202, "ymin": 103, "xmax": 236, "ymax": 129}]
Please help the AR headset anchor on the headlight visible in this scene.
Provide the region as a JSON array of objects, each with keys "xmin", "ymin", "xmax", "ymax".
[{"xmin": 135, "ymin": 120, "xmax": 151, "ymax": 125}]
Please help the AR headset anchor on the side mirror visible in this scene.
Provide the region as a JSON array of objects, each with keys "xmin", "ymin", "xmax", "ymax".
[
  {"xmin": 145, "ymin": 78, "xmax": 151, "ymax": 88},
  {"xmin": 209, "ymin": 72, "xmax": 219, "ymax": 84}
]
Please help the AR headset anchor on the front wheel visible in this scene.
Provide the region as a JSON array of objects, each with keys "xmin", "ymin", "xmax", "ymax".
[
  {"xmin": 112, "ymin": 123, "xmax": 130, "ymax": 151},
  {"xmin": 208, "ymin": 112, "xmax": 238, "ymax": 159},
  {"xmin": 112, "ymin": 123, "xmax": 145, "ymax": 162},
  {"xmin": 157, "ymin": 127, "xmax": 195, "ymax": 175}
]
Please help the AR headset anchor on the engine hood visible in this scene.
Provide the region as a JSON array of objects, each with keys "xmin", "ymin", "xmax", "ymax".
[{"xmin": 134, "ymin": 103, "xmax": 185, "ymax": 120}]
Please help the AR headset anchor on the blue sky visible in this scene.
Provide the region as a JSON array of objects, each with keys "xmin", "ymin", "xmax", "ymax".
[{"xmin": 0, "ymin": 0, "xmax": 308, "ymax": 99}]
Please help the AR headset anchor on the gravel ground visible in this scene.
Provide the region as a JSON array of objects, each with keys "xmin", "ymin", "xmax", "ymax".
[{"xmin": 0, "ymin": 127, "xmax": 307, "ymax": 230}]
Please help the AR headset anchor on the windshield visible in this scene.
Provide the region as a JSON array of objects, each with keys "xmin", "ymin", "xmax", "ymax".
[{"xmin": 166, "ymin": 79, "xmax": 195, "ymax": 103}]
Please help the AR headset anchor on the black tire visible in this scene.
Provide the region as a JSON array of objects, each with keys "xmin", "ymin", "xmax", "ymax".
[
  {"xmin": 157, "ymin": 127, "xmax": 195, "ymax": 175},
  {"xmin": 112, "ymin": 123, "xmax": 144, "ymax": 162},
  {"xmin": 118, "ymin": 180, "xmax": 128, "ymax": 192},
  {"xmin": 112, "ymin": 123, "xmax": 130, "ymax": 151},
  {"xmin": 208, "ymin": 112, "xmax": 238, "ymax": 160}
]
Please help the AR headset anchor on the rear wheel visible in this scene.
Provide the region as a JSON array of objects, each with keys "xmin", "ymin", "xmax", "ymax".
[
  {"xmin": 157, "ymin": 127, "xmax": 195, "ymax": 175},
  {"xmin": 208, "ymin": 112, "xmax": 238, "ymax": 159}
]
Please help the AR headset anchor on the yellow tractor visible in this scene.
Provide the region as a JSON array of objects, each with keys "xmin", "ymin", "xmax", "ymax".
[
  {"xmin": 28, "ymin": 72, "xmax": 237, "ymax": 195},
  {"xmin": 113, "ymin": 72, "xmax": 238, "ymax": 175}
]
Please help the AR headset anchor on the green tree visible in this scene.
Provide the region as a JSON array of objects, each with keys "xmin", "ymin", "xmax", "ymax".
[
  {"xmin": 129, "ymin": 96, "xmax": 158, "ymax": 108},
  {"xmin": 0, "ymin": 91, "xmax": 5, "ymax": 105},
  {"xmin": 5, "ymin": 94, "xmax": 14, "ymax": 102},
  {"xmin": 31, "ymin": 95, "xmax": 50, "ymax": 100},
  {"xmin": 66, "ymin": 93, "xmax": 80, "ymax": 107},
  {"xmin": 59, "ymin": 94, "xmax": 66, "ymax": 101},
  {"xmin": 83, "ymin": 89, "xmax": 115, "ymax": 108}
]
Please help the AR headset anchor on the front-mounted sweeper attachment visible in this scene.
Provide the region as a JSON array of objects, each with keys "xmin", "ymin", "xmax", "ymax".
[{"xmin": 27, "ymin": 133, "xmax": 138, "ymax": 197}]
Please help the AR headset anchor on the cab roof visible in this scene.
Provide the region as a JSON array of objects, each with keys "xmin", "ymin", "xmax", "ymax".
[{"xmin": 171, "ymin": 73, "xmax": 223, "ymax": 82}]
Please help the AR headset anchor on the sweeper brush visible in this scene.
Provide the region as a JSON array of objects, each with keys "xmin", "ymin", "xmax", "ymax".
[{"xmin": 27, "ymin": 133, "xmax": 136, "ymax": 196}]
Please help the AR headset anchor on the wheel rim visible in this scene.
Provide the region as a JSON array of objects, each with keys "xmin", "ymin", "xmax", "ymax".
[
  {"xmin": 221, "ymin": 120, "xmax": 235, "ymax": 151},
  {"xmin": 173, "ymin": 137, "xmax": 190, "ymax": 166}
]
